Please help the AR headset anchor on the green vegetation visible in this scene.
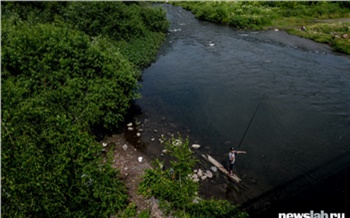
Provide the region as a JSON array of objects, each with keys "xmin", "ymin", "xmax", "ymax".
[
  {"xmin": 173, "ymin": 1, "xmax": 350, "ymax": 54},
  {"xmin": 288, "ymin": 22, "xmax": 350, "ymax": 54},
  {"xmin": 139, "ymin": 137, "xmax": 248, "ymax": 218},
  {"xmin": 1, "ymin": 2, "xmax": 168, "ymax": 217}
]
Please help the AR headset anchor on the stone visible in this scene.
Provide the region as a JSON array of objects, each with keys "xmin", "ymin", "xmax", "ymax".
[
  {"xmin": 127, "ymin": 122, "xmax": 133, "ymax": 127},
  {"xmin": 197, "ymin": 169, "xmax": 203, "ymax": 177},
  {"xmin": 193, "ymin": 178, "xmax": 200, "ymax": 182},
  {"xmin": 193, "ymin": 169, "xmax": 198, "ymax": 173},
  {"xmin": 210, "ymin": 166, "xmax": 217, "ymax": 172},
  {"xmin": 151, "ymin": 138, "xmax": 155, "ymax": 142},
  {"xmin": 191, "ymin": 144, "xmax": 201, "ymax": 149},
  {"xmin": 172, "ymin": 139, "xmax": 182, "ymax": 146},
  {"xmin": 162, "ymin": 149, "xmax": 167, "ymax": 153},
  {"xmin": 102, "ymin": 142, "xmax": 107, "ymax": 147},
  {"xmin": 342, "ymin": 34, "xmax": 349, "ymax": 39},
  {"xmin": 205, "ymin": 170, "xmax": 213, "ymax": 178},
  {"xmin": 192, "ymin": 174, "xmax": 198, "ymax": 179},
  {"xmin": 201, "ymin": 175, "xmax": 207, "ymax": 180},
  {"xmin": 274, "ymin": 29, "xmax": 279, "ymax": 32},
  {"xmin": 122, "ymin": 144, "xmax": 128, "ymax": 151},
  {"xmin": 127, "ymin": 127, "xmax": 133, "ymax": 131},
  {"xmin": 192, "ymin": 196, "xmax": 201, "ymax": 204},
  {"xmin": 136, "ymin": 132, "xmax": 141, "ymax": 137}
]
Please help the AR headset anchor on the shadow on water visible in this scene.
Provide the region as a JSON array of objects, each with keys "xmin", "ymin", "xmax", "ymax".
[{"xmin": 242, "ymin": 151, "xmax": 350, "ymax": 216}]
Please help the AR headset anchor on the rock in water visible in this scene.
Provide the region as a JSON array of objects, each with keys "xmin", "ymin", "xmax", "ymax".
[{"xmin": 191, "ymin": 144, "xmax": 201, "ymax": 149}]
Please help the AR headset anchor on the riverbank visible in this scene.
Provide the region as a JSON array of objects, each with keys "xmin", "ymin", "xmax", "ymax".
[
  {"xmin": 172, "ymin": 1, "xmax": 350, "ymax": 54},
  {"xmin": 105, "ymin": 133, "xmax": 167, "ymax": 217}
]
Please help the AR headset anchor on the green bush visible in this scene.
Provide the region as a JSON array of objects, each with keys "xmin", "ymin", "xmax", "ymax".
[
  {"xmin": 186, "ymin": 199, "xmax": 248, "ymax": 218},
  {"xmin": 138, "ymin": 137, "xmax": 198, "ymax": 210},
  {"xmin": 138, "ymin": 137, "xmax": 248, "ymax": 217},
  {"xmin": 63, "ymin": 2, "xmax": 168, "ymax": 42},
  {"xmin": 1, "ymin": 2, "xmax": 169, "ymax": 216},
  {"xmin": 2, "ymin": 20, "xmax": 139, "ymax": 131},
  {"xmin": 1, "ymin": 19, "xmax": 134, "ymax": 216},
  {"xmin": 1, "ymin": 101, "xmax": 129, "ymax": 217}
]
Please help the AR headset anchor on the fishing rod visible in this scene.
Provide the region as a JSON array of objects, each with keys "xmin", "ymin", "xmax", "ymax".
[{"xmin": 237, "ymin": 95, "xmax": 264, "ymax": 149}]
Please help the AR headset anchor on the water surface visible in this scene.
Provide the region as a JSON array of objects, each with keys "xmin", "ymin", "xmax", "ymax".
[{"xmin": 135, "ymin": 4, "xmax": 350, "ymax": 215}]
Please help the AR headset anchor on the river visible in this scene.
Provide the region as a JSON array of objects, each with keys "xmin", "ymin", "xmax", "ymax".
[{"xmin": 132, "ymin": 4, "xmax": 350, "ymax": 216}]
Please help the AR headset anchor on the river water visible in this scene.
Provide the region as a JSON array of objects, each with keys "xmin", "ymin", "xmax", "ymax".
[{"xmin": 133, "ymin": 4, "xmax": 350, "ymax": 216}]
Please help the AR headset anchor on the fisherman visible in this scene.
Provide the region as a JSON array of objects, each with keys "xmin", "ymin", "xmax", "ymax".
[{"xmin": 228, "ymin": 147, "xmax": 246, "ymax": 175}]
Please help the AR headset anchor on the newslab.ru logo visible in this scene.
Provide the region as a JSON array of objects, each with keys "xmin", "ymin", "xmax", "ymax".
[{"xmin": 278, "ymin": 211, "xmax": 345, "ymax": 218}]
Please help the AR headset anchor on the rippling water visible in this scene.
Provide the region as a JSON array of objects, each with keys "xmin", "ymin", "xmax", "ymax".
[{"xmin": 135, "ymin": 4, "xmax": 350, "ymax": 215}]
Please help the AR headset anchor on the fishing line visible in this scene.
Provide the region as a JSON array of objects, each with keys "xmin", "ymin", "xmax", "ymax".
[{"xmin": 237, "ymin": 95, "xmax": 265, "ymax": 149}]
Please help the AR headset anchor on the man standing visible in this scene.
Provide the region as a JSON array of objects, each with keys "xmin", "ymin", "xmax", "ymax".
[{"xmin": 228, "ymin": 147, "xmax": 246, "ymax": 175}]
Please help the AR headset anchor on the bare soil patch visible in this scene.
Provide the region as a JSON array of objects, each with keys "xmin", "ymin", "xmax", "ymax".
[{"xmin": 105, "ymin": 133, "xmax": 166, "ymax": 217}]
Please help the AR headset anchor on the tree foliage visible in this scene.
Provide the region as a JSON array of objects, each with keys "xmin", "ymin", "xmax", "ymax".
[{"xmin": 1, "ymin": 2, "xmax": 168, "ymax": 217}]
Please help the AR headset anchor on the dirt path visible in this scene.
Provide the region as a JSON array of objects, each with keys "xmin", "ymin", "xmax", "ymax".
[{"xmin": 105, "ymin": 133, "xmax": 165, "ymax": 218}]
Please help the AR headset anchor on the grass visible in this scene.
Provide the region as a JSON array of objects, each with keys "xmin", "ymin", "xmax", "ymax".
[
  {"xmin": 172, "ymin": 1, "xmax": 350, "ymax": 54},
  {"xmin": 285, "ymin": 21, "xmax": 350, "ymax": 54}
]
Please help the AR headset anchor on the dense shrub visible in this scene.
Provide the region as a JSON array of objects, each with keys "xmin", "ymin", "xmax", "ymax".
[
  {"xmin": 64, "ymin": 2, "xmax": 168, "ymax": 41},
  {"xmin": 1, "ymin": 2, "xmax": 169, "ymax": 217},
  {"xmin": 2, "ymin": 20, "xmax": 139, "ymax": 130},
  {"xmin": 1, "ymin": 18, "xmax": 135, "ymax": 217}
]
